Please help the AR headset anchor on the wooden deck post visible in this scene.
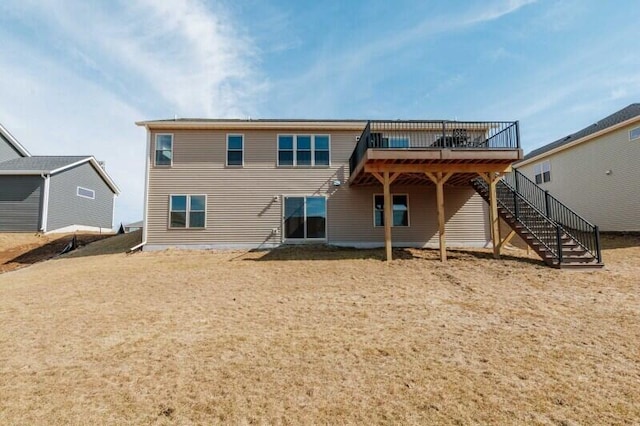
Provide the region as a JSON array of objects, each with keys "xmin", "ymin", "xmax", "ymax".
[
  {"xmin": 488, "ymin": 172, "xmax": 500, "ymax": 259},
  {"xmin": 436, "ymin": 174, "xmax": 446, "ymax": 261},
  {"xmin": 425, "ymin": 171, "xmax": 453, "ymax": 262},
  {"xmin": 383, "ymin": 171, "xmax": 392, "ymax": 262}
]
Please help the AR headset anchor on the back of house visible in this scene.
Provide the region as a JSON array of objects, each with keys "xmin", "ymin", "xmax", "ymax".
[{"xmin": 137, "ymin": 119, "xmax": 524, "ymax": 252}]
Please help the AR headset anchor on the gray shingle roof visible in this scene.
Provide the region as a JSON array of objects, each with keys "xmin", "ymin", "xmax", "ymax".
[
  {"xmin": 0, "ymin": 156, "xmax": 90, "ymax": 172},
  {"xmin": 523, "ymin": 103, "xmax": 640, "ymax": 161}
]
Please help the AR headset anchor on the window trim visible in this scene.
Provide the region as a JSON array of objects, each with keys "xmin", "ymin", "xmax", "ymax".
[
  {"xmin": 373, "ymin": 193, "xmax": 410, "ymax": 227},
  {"xmin": 168, "ymin": 194, "xmax": 207, "ymax": 229},
  {"xmin": 277, "ymin": 134, "xmax": 331, "ymax": 167},
  {"xmin": 154, "ymin": 133, "xmax": 174, "ymax": 167},
  {"xmin": 226, "ymin": 133, "xmax": 244, "ymax": 167},
  {"xmin": 282, "ymin": 194, "xmax": 328, "ymax": 241},
  {"xmin": 534, "ymin": 160, "xmax": 551, "ymax": 184},
  {"xmin": 76, "ymin": 186, "xmax": 95, "ymax": 200},
  {"xmin": 630, "ymin": 126, "xmax": 640, "ymax": 142}
]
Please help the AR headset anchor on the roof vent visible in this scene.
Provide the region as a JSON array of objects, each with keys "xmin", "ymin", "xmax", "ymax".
[{"xmin": 98, "ymin": 160, "xmax": 106, "ymax": 170}]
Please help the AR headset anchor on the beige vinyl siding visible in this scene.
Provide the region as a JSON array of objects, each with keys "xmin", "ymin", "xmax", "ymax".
[
  {"xmin": 517, "ymin": 122, "xmax": 640, "ymax": 232},
  {"xmin": 146, "ymin": 128, "xmax": 491, "ymax": 248},
  {"xmin": 329, "ymin": 185, "xmax": 489, "ymax": 247}
]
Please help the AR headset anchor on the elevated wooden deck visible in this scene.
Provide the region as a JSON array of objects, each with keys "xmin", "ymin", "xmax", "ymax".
[
  {"xmin": 349, "ymin": 148, "xmax": 522, "ymax": 186},
  {"xmin": 347, "ymin": 120, "xmax": 523, "ymax": 262}
]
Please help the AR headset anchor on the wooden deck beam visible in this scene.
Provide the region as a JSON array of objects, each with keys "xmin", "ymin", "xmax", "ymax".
[{"xmin": 365, "ymin": 163, "xmax": 513, "ymax": 174}]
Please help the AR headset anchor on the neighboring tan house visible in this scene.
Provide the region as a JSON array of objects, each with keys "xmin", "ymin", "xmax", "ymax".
[
  {"xmin": 0, "ymin": 123, "xmax": 120, "ymax": 233},
  {"xmin": 136, "ymin": 118, "xmax": 602, "ymax": 268},
  {"xmin": 515, "ymin": 103, "xmax": 640, "ymax": 232}
]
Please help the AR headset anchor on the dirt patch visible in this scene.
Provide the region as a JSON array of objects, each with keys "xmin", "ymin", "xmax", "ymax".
[
  {"xmin": 0, "ymin": 233, "xmax": 113, "ymax": 273},
  {"xmin": 0, "ymin": 237, "xmax": 638, "ymax": 424}
]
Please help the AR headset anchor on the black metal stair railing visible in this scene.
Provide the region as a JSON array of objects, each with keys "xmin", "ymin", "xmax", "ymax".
[
  {"xmin": 502, "ymin": 170, "xmax": 602, "ymax": 263},
  {"xmin": 472, "ymin": 177, "xmax": 563, "ymax": 262}
]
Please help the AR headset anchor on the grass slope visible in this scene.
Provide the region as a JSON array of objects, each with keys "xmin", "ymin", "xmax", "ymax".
[{"xmin": 0, "ymin": 235, "xmax": 638, "ymax": 424}]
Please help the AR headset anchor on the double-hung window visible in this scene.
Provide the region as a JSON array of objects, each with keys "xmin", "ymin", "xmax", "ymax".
[
  {"xmin": 630, "ymin": 126, "xmax": 640, "ymax": 142},
  {"xmin": 155, "ymin": 134, "xmax": 173, "ymax": 166},
  {"xmin": 534, "ymin": 161, "xmax": 551, "ymax": 184},
  {"xmin": 227, "ymin": 134, "xmax": 244, "ymax": 166},
  {"xmin": 169, "ymin": 195, "xmax": 206, "ymax": 228},
  {"xmin": 374, "ymin": 194, "xmax": 409, "ymax": 227},
  {"xmin": 278, "ymin": 135, "xmax": 330, "ymax": 166},
  {"xmin": 283, "ymin": 196, "xmax": 327, "ymax": 240}
]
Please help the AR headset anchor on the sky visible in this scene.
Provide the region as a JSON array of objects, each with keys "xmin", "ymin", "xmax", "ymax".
[{"xmin": 1, "ymin": 0, "xmax": 639, "ymax": 225}]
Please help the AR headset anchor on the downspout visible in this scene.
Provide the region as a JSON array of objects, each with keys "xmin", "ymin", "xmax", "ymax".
[
  {"xmin": 40, "ymin": 173, "xmax": 50, "ymax": 233},
  {"xmin": 111, "ymin": 193, "xmax": 116, "ymax": 232},
  {"xmin": 130, "ymin": 125, "xmax": 151, "ymax": 252}
]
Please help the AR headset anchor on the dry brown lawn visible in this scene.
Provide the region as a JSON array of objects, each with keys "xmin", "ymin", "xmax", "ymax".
[{"xmin": 0, "ymin": 234, "xmax": 638, "ymax": 425}]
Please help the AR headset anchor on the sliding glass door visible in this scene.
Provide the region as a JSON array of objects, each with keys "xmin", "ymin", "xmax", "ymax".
[{"xmin": 284, "ymin": 196, "xmax": 327, "ymax": 240}]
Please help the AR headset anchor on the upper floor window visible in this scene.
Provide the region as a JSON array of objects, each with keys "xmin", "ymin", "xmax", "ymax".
[
  {"xmin": 227, "ymin": 134, "xmax": 244, "ymax": 166},
  {"xmin": 374, "ymin": 194, "xmax": 409, "ymax": 227},
  {"xmin": 630, "ymin": 126, "xmax": 640, "ymax": 141},
  {"xmin": 278, "ymin": 135, "xmax": 330, "ymax": 167},
  {"xmin": 169, "ymin": 195, "xmax": 206, "ymax": 228},
  {"xmin": 155, "ymin": 134, "xmax": 173, "ymax": 166},
  {"xmin": 77, "ymin": 186, "xmax": 95, "ymax": 200},
  {"xmin": 534, "ymin": 161, "xmax": 551, "ymax": 184}
]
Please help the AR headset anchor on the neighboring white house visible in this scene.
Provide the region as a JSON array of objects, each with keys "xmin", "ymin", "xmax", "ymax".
[{"xmin": 515, "ymin": 103, "xmax": 640, "ymax": 232}]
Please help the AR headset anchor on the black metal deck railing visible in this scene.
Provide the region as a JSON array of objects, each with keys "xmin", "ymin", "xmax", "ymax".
[
  {"xmin": 349, "ymin": 120, "xmax": 520, "ymax": 175},
  {"xmin": 502, "ymin": 170, "xmax": 602, "ymax": 262}
]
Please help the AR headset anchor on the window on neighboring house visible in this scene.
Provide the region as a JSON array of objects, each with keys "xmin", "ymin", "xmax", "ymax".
[
  {"xmin": 374, "ymin": 194, "xmax": 409, "ymax": 227},
  {"xmin": 278, "ymin": 135, "xmax": 331, "ymax": 166},
  {"xmin": 169, "ymin": 195, "xmax": 206, "ymax": 228},
  {"xmin": 155, "ymin": 134, "xmax": 173, "ymax": 166},
  {"xmin": 283, "ymin": 196, "xmax": 327, "ymax": 239},
  {"xmin": 227, "ymin": 134, "xmax": 244, "ymax": 166},
  {"xmin": 77, "ymin": 186, "xmax": 95, "ymax": 199},
  {"xmin": 630, "ymin": 126, "xmax": 640, "ymax": 141},
  {"xmin": 534, "ymin": 161, "xmax": 551, "ymax": 184}
]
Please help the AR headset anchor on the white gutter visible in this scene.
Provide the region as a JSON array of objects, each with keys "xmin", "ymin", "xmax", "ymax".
[
  {"xmin": 40, "ymin": 173, "xmax": 50, "ymax": 232},
  {"xmin": 135, "ymin": 120, "xmax": 368, "ymax": 131},
  {"xmin": 131, "ymin": 125, "xmax": 151, "ymax": 252},
  {"xmin": 0, "ymin": 122, "xmax": 31, "ymax": 157}
]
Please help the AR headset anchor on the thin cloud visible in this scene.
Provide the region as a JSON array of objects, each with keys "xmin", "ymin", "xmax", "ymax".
[
  {"xmin": 0, "ymin": 0, "xmax": 265, "ymax": 224},
  {"xmin": 270, "ymin": 0, "xmax": 536, "ymax": 117}
]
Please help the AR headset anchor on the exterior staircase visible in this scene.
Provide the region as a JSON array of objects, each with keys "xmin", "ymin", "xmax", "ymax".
[{"xmin": 471, "ymin": 170, "xmax": 603, "ymax": 269}]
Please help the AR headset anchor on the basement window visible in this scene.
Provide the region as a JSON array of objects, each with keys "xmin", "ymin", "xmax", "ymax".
[
  {"xmin": 374, "ymin": 194, "xmax": 409, "ymax": 227},
  {"xmin": 77, "ymin": 186, "xmax": 95, "ymax": 199},
  {"xmin": 534, "ymin": 161, "xmax": 551, "ymax": 184},
  {"xmin": 630, "ymin": 126, "xmax": 640, "ymax": 141},
  {"xmin": 169, "ymin": 195, "xmax": 206, "ymax": 228}
]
